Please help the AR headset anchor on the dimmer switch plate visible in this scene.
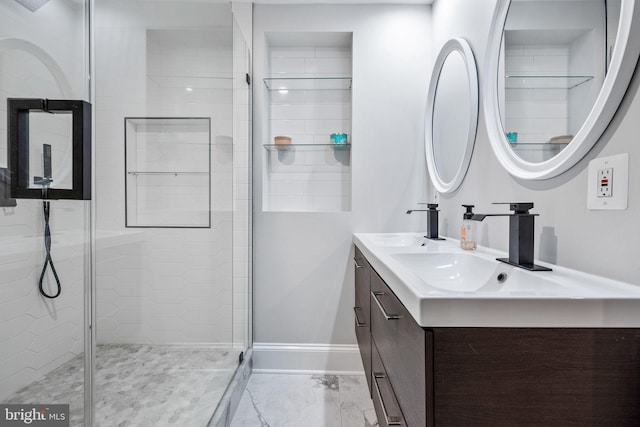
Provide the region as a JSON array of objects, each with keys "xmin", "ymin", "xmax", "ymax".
[{"xmin": 588, "ymin": 153, "xmax": 628, "ymax": 210}]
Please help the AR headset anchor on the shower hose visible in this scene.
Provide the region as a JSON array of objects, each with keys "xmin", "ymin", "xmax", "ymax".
[{"xmin": 39, "ymin": 200, "xmax": 61, "ymax": 299}]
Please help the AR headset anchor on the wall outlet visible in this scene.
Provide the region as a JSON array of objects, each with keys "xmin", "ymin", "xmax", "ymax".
[
  {"xmin": 597, "ymin": 167, "xmax": 612, "ymax": 197},
  {"xmin": 588, "ymin": 153, "xmax": 628, "ymax": 210}
]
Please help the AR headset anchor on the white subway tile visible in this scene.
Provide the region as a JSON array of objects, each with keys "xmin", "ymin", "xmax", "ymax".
[
  {"xmin": 314, "ymin": 47, "xmax": 352, "ymax": 59},
  {"xmin": 271, "ymin": 119, "xmax": 307, "ymax": 135},
  {"xmin": 270, "ymin": 47, "xmax": 315, "ymax": 58},
  {"xmin": 533, "ymin": 55, "xmax": 568, "ymax": 73},
  {"xmin": 505, "ymin": 56, "xmax": 534, "ymax": 73},
  {"xmin": 525, "ymin": 46, "xmax": 569, "ymax": 57},
  {"xmin": 305, "ymin": 57, "xmax": 352, "ymax": 75},
  {"xmin": 533, "ymin": 88, "xmax": 568, "ymax": 101},
  {"xmin": 270, "ymin": 57, "xmax": 306, "ymax": 74}
]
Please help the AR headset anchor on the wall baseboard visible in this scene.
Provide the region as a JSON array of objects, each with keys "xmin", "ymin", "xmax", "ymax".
[{"xmin": 252, "ymin": 343, "xmax": 364, "ymax": 375}]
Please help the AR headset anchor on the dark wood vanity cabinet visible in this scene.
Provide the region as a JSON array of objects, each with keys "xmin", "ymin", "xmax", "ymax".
[{"xmin": 354, "ymin": 248, "xmax": 640, "ymax": 426}]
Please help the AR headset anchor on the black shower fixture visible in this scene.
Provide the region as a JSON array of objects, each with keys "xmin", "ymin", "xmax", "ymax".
[{"xmin": 7, "ymin": 98, "xmax": 91, "ymax": 200}]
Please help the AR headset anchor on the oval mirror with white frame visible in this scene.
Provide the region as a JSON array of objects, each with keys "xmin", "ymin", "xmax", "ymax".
[
  {"xmin": 484, "ymin": 0, "xmax": 640, "ymax": 180},
  {"xmin": 426, "ymin": 38, "xmax": 479, "ymax": 193}
]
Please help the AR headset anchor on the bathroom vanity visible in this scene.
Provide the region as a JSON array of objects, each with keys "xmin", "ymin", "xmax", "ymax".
[{"xmin": 354, "ymin": 234, "xmax": 640, "ymax": 426}]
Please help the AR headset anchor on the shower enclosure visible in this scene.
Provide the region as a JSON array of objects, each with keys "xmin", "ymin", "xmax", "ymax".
[
  {"xmin": 0, "ymin": 0, "xmax": 252, "ymax": 425},
  {"xmin": 0, "ymin": 0, "xmax": 92, "ymax": 424}
]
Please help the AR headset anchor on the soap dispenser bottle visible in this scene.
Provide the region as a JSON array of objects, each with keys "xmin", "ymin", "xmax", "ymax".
[{"xmin": 461, "ymin": 205, "xmax": 477, "ymax": 251}]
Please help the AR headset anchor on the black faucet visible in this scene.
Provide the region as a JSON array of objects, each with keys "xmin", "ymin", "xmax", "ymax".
[
  {"xmin": 406, "ymin": 203, "xmax": 444, "ymax": 240},
  {"xmin": 471, "ymin": 202, "xmax": 551, "ymax": 271}
]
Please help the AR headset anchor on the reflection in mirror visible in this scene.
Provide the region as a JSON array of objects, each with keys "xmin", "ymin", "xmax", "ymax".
[
  {"xmin": 499, "ymin": 0, "xmax": 613, "ymax": 163},
  {"xmin": 426, "ymin": 38, "xmax": 478, "ymax": 193},
  {"xmin": 484, "ymin": 0, "xmax": 640, "ymax": 180},
  {"xmin": 433, "ymin": 51, "xmax": 471, "ymax": 183}
]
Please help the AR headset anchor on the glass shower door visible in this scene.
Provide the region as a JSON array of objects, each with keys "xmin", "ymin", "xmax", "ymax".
[
  {"xmin": 93, "ymin": 1, "xmax": 250, "ymax": 425},
  {"xmin": 0, "ymin": 1, "xmax": 92, "ymax": 426}
]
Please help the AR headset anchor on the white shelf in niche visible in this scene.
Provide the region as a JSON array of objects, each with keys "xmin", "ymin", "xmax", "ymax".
[
  {"xmin": 127, "ymin": 171, "xmax": 209, "ymax": 176},
  {"xmin": 505, "ymin": 75, "xmax": 594, "ymax": 89},
  {"xmin": 263, "ymin": 77, "xmax": 352, "ymax": 91},
  {"xmin": 125, "ymin": 117, "xmax": 211, "ymax": 228},
  {"xmin": 263, "ymin": 143, "xmax": 351, "ymax": 152}
]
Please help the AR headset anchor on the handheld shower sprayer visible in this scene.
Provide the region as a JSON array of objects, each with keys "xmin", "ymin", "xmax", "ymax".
[{"xmin": 35, "ymin": 144, "xmax": 61, "ymax": 299}]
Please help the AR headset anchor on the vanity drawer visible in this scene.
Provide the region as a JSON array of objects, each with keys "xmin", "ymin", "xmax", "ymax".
[
  {"xmin": 372, "ymin": 340, "xmax": 406, "ymax": 427},
  {"xmin": 354, "ymin": 246, "xmax": 372, "ymax": 395},
  {"xmin": 370, "ymin": 269, "xmax": 429, "ymax": 427}
]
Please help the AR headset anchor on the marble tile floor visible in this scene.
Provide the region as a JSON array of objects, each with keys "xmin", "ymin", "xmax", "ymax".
[
  {"xmin": 6, "ymin": 344, "xmax": 239, "ymax": 427},
  {"xmin": 230, "ymin": 374, "xmax": 378, "ymax": 427}
]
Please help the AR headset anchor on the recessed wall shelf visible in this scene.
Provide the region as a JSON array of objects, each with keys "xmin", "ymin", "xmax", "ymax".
[
  {"xmin": 263, "ymin": 35, "xmax": 353, "ymax": 212},
  {"xmin": 125, "ymin": 117, "xmax": 211, "ymax": 228},
  {"xmin": 127, "ymin": 171, "xmax": 209, "ymax": 176},
  {"xmin": 263, "ymin": 77, "xmax": 352, "ymax": 91},
  {"xmin": 505, "ymin": 75, "xmax": 594, "ymax": 89},
  {"xmin": 263, "ymin": 143, "xmax": 351, "ymax": 151}
]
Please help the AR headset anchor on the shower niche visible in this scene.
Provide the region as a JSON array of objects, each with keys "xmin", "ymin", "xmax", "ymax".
[{"xmin": 125, "ymin": 117, "xmax": 211, "ymax": 228}]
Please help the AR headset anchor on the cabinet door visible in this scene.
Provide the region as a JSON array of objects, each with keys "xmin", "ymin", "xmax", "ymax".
[
  {"xmin": 354, "ymin": 246, "xmax": 372, "ymax": 395},
  {"xmin": 372, "ymin": 340, "xmax": 406, "ymax": 427},
  {"xmin": 433, "ymin": 328, "xmax": 640, "ymax": 425},
  {"xmin": 371, "ymin": 269, "xmax": 429, "ymax": 427}
]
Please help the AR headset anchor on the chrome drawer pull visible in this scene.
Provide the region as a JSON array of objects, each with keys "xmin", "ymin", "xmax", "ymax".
[
  {"xmin": 354, "ymin": 306, "xmax": 366, "ymax": 327},
  {"xmin": 371, "ymin": 291, "xmax": 400, "ymax": 320},
  {"xmin": 354, "ymin": 257, "xmax": 365, "ymax": 269},
  {"xmin": 373, "ymin": 371, "xmax": 403, "ymax": 425}
]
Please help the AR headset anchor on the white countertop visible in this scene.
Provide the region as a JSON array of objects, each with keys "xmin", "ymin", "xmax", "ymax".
[{"xmin": 354, "ymin": 232, "xmax": 640, "ymax": 328}]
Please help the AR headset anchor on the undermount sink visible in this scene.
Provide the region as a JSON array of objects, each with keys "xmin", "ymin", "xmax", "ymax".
[{"xmin": 390, "ymin": 252, "xmax": 508, "ymax": 292}]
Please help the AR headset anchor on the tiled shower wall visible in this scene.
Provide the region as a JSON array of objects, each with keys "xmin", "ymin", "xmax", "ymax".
[
  {"xmin": 0, "ymin": 1, "xmax": 88, "ymax": 400},
  {"xmin": 232, "ymin": 12, "xmax": 252, "ymax": 349},
  {"xmin": 264, "ymin": 45, "xmax": 352, "ymax": 212},
  {"xmin": 95, "ymin": 1, "xmax": 244, "ymax": 346}
]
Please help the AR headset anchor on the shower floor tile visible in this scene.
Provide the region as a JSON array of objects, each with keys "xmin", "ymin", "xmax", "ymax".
[
  {"xmin": 230, "ymin": 373, "xmax": 378, "ymax": 427},
  {"xmin": 6, "ymin": 344, "xmax": 239, "ymax": 427}
]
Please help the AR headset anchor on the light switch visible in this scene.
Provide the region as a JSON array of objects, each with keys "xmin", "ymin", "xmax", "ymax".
[{"xmin": 588, "ymin": 153, "xmax": 628, "ymax": 210}]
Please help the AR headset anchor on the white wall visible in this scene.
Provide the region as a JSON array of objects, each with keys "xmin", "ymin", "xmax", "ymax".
[
  {"xmin": 432, "ymin": 0, "xmax": 640, "ymax": 285},
  {"xmin": 0, "ymin": 0, "xmax": 88, "ymax": 401},
  {"xmin": 253, "ymin": 4, "xmax": 431, "ymax": 370}
]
